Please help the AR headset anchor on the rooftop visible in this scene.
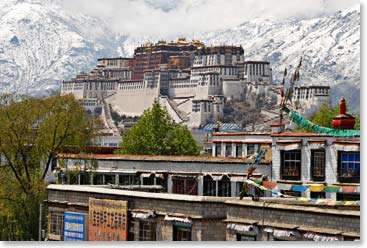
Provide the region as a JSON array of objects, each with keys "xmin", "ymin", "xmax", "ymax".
[{"xmin": 56, "ymin": 153, "xmax": 271, "ymax": 164}]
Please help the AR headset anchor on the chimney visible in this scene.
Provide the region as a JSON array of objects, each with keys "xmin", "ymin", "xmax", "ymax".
[{"xmin": 332, "ymin": 97, "xmax": 356, "ymax": 130}]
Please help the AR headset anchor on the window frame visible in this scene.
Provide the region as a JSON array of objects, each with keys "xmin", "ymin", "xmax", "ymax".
[
  {"xmin": 280, "ymin": 150, "xmax": 301, "ymax": 181},
  {"xmin": 338, "ymin": 151, "xmax": 360, "ymax": 183},
  {"xmin": 311, "ymin": 149, "xmax": 326, "ymax": 181},
  {"xmin": 138, "ymin": 221, "xmax": 156, "ymax": 241},
  {"xmin": 173, "ymin": 223, "xmax": 192, "ymax": 241}
]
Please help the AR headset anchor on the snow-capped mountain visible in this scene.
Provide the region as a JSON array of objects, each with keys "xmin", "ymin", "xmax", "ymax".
[
  {"xmin": 197, "ymin": 5, "xmax": 360, "ymax": 113},
  {"xmin": 0, "ymin": 0, "xmax": 120, "ymax": 96},
  {"xmin": 0, "ymin": 0, "xmax": 360, "ymax": 113}
]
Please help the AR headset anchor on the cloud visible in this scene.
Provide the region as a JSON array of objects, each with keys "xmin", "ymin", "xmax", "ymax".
[{"xmin": 60, "ymin": 0, "xmax": 359, "ymax": 37}]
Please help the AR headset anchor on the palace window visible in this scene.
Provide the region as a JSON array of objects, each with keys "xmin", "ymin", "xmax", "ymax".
[
  {"xmin": 281, "ymin": 150, "xmax": 301, "ymax": 180},
  {"xmin": 338, "ymin": 152, "xmax": 360, "ymax": 183},
  {"xmin": 311, "ymin": 150, "xmax": 325, "ymax": 181}
]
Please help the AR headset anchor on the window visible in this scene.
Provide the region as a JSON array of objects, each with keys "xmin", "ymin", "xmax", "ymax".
[
  {"xmin": 66, "ymin": 172, "xmax": 78, "ymax": 185},
  {"xmin": 236, "ymin": 144, "xmax": 242, "ymax": 158},
  {"xmin": 105, "ymin": 174, "xmax": 115, "ymax": 185},
  {"xmin": 143, "ymin": 175, "xmax": 155, "ymax": 185},
  {"xmin": 236, "ymin": 233, "xmax": 257, "ymax": 241},
  {"xmin": 79, "ymin": 173, "xmax": 90, "ymax": 185},
  {"xmin": 310, "ymin": 192, "xmax": 326, "ymax": 199},
  {"xmin": 338, "ymin": 152, "xmax": 360, "ymax": 183},
  {"xmin": 336, "ymin": 192, "xmax": 360, "ymax": 201},
  {"xmin": 225, "ymin": 144, "xmax": 232, "ymax": 157},
  {"xmin": 247, "ymin": 144, "xmax": 255, "ymax": 156},
  {"xmin": 49, "ymin": 211, "xmax": 64, "ymax": 240},
  {"xmin": 119, "ymin": 175, "xmax": 140, "ymax": 185},
  {"xmin": 218, "ymin": 176, "xmax": 231, "ymax": 197},
  {"xmin": 280, "ymin": 190, "xmax": 301, "ymax": 197},
  {"xmin": 128, "ymin": 221, "xmax": 137, "ymax": 241},
  {"xmin": 172, "ymin": 177, "xmax": 198, "ymax": 195},
  {"xmin": 311, "ymin": 150, "xmax": 325, "ymax": 181},
  {"xmin": 138, "ymin": 221, "xmax": 156, "ymax": 241},
  {"xmin": 203, "ymin": 176, "xmax": 216, "ymax": 196},
  {"xmin": 173, "ymin": 224, "xmax": 191, "ymax": 241},
  {"xmin": 93, "ymin": 174, "xmax": 104, "ymax": 185},
  {"xmin": 281, "ymin": 150, "xmax": 301, "ymax": 180}
]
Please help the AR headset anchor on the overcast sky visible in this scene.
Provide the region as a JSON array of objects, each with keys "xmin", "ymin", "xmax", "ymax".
[{"xmin": 61, "ymin": 0, "xmax": 359, "ymax": 37}]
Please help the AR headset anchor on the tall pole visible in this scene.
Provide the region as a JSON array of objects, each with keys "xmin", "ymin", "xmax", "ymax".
[{"xmin": 39, "ymin": 203, "xmax": 43, "ymax": 241}]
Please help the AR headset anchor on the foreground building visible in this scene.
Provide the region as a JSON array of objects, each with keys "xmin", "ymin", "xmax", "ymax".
[{"xmin": 46, "ymin": 184, "xmax": 359, "ymax": 241}]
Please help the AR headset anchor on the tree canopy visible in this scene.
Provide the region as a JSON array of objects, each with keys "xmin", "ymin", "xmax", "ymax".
[
  {"xmin": 117, "ymin": 100, "xmax": 200, "ymax": 156},
  {"xmin": 0, "ymin": 94, "xmax": 100, "ymax": 240}
]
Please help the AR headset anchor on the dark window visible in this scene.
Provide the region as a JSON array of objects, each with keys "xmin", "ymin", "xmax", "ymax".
[
  {"xmin": 236, "ymin": 144, "xmax": 243, "ymax": 158},
  {"xmin": 79, "ymin": 173, "xmax": 90, "ymax": 185},
  {"xmin": 311, "ymin": 150, "xmax": 325, "ymax": 181},
  {"xmin": 338, "ymin": 152, "xmax": 360, "ymax": 183},
  {"xmin": 247, "ymin": 144, "xmax": 255, "ymax": 156},
  {"xmin": 105, "ymin": 174, "xmax": 115, "ymax": 185},
  {"xmin": 281, "ymin": 190, "xmax": 301, "ymax": 197},
  {"xmin": 281, "ymin": 150, "xmax": 301, "ymax": 180},
  {"xmin": 310, "ymin": 192, "xmax": 326, "ymax": 199},
  {"xmin": 66, "ymin": 172, "xmax": 78, "ymax": 185},
  {"xmin": 119, "ymin": 175, "xmax": 140, "ymax": 185},
  {"xmin": 203, "ymin": 176, "xmax": 216, "ymax": 196},
  {"xmin": 93, "ymin": 174, "xmax": 104, "ymax": 185},
  {"xmin": 236, "ymin": 233, "xmax": 257, "ymax": 241},
  {"xmin": 218, "ymin": 176, "xmax": 231, "ymax": 197},
  {"xmin": 336, "ymin": 192, "xmax": 360, "ymax": 201},
  {"xmin": 143, "ymin": 175, "xmax": 155, "ymax": 185},
  {"xmin": 173, "ymin": 224, "xmax": 191, "ymax": 241},
  {"xmin": 215, "ymin": 144, "xmax": 221, "ymax": 157},
  {"xmin": 138, "ymin": 221, "xmax": 156, "ymax": 241},
  {"xmin": 172, "ymin": 177, "xmax": 198, "ymax": 195},
  {"xmin": 225, "ymin": 144, "xmax": 232, "ymax": 157}
]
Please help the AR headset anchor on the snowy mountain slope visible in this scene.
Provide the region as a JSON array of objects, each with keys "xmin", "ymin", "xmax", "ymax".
[
  {"xmin": 0, "ymin": 0, "xmax": 119, "ymax": 96},
  {"xmin": 0, "ymin": 1, "xmax": 360, "ymax": 113},
  {"xmin": 197, "ymin": 5, "xmax": 360, "ymax": 112}
]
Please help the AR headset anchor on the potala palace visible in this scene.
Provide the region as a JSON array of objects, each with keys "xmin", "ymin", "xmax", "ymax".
[{"xmin": 61, "ymin": 38, "xmax": 330, "ymax": 133}]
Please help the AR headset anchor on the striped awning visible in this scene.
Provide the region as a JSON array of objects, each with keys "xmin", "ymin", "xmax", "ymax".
[{"xmin": 226, "ymin": 223, "xmax": 259, "ymax": 234}]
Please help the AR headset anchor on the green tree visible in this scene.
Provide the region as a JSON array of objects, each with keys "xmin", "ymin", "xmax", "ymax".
[
  {"xmin": 295, "ymin": 103, "xmax": 360, "ymax": 132},
  {"xmin": 0, "ymin": 94, "xmax": 100, "ymax": 240},
  {"xmin": 311, "ymin": 103, "xmax": 339, "ymax": 128},
  {"xmin": 117, "ymin": 100, "xmax": 200, "ymax": 155}
]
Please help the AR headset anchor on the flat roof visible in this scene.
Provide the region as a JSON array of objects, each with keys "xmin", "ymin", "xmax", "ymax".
[{"xmin": 56, "ymin": 153, "xmax": 270, "ymax": 164}]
